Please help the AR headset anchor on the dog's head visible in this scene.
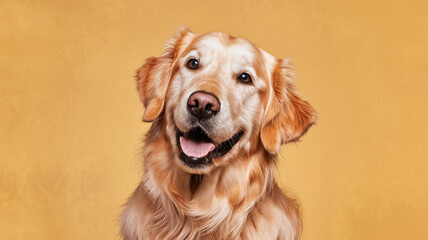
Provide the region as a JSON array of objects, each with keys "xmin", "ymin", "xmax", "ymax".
[{"xmin": 137, "ymin": 27, "xmax": 316, "ymax": 173}]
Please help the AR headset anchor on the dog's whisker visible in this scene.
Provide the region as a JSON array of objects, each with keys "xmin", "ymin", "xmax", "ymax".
[
  {"xmin": 238, "ymin": 126, "xmax": 247, "ymax": 134},
  {"xmin": 150, "ymin": 111, "xmax": 175, "ymax": 124}
]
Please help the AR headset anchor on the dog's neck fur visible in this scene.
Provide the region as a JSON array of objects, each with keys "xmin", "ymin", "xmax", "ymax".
[
  {"xmin": 141, "ymin": 122, "xmax": 278, "ymax": 239},
  {"xmin": 189, "ymin": 174, "xmax": 204, "ymax": 194}
]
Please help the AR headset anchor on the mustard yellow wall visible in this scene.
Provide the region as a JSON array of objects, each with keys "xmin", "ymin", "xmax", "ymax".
[{"xmin": 1, "ymin": 0, "xmax": 427, "ymax": 239}]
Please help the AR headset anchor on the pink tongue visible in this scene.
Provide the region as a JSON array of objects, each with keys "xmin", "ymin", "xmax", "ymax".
[{"xmin": 180, "ymin": 136, "xmax": 215, "ymax": 158}]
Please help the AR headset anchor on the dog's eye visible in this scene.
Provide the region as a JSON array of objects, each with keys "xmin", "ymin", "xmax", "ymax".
[
  {"xmin": 237, "ymin": 73, "xmax": 252, "ymax": 84},
  {"xmin": 186, "ymin": 59, "xmax": 199, "ymax": 70}
]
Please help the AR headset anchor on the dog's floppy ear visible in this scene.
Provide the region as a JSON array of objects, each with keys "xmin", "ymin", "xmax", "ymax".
[
  {"xmin": 136, "ymin": 26, "xmax": 192, "ymax": 122},
  {"xmin": 261, "ymin": 59, "xmax": 317, "ymax": 154}
]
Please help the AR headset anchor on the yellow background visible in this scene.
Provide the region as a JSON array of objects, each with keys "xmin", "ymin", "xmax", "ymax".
[{"xmin": 1, "ymin": 0, "xmax": 427, "ymax": 239}]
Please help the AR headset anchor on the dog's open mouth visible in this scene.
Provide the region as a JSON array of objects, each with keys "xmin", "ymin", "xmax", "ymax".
[{"xmin": 176, "ymin": 127, "xmax": 244, "ymax": 168}]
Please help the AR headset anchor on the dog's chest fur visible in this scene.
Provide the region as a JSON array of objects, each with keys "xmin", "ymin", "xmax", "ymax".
[{"xmin": 121, "ymin": 136, "xmax": 299, "ymax": 240}]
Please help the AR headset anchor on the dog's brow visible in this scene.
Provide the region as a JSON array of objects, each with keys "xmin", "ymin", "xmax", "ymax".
[{"xmin": 183, "ymin": 49, "xmax": 199, "ymax": 59}]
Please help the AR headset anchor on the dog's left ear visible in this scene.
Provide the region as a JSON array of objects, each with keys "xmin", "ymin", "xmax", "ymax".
[
  {"xmin": 136, "ymin": 26, "xmax": 192, "ymax": 122},
  {"xmin": 261, "ymin": 59, "xmax": 317, "ymax": 154}
]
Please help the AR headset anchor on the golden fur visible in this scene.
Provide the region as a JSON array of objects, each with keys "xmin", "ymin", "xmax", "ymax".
[{"xmin": 120, "ymin": 27, "xmax": 317, "ymax": 240}]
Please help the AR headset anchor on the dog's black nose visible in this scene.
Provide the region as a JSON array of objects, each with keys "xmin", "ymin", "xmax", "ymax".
[{"xmin": 187, "ymin": 91, "xmax": 220, "ymax": 120}]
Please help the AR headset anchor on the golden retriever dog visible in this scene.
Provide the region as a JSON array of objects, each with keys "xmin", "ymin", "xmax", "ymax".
[{"xmin": 120, "ymin": 27, "xmax": 317, "ymax": 240}]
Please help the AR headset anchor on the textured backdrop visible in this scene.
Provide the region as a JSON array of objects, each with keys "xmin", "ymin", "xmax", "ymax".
[{"xmin": 1, "ymin": 0, "xmax": 427, "ymax": 239}]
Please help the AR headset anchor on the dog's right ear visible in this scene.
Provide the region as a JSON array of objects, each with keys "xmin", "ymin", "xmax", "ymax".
[{"xmin": 136, "ymin": 26, "xmax": 192, "ymax": 122}]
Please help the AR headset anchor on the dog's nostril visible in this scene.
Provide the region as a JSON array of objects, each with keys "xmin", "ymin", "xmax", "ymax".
[
  {"xmin": 187, "ymin": 91, "xmax": 221, "ymax": 120},
  {"xmin": 206, "ymin": 103, "xmax": 212, "ymax": 110},
  {"xmin": 193, "ymin": 100, "xmax": 199, "ymax": 108},
  {"xmin": 188, "ymin": 98, "xmax": 198, "ymax": 108}
]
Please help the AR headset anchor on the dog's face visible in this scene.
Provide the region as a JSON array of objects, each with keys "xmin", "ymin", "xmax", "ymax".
[
  {"xmin": 137, "ymin": 28, "xmax": 316, "ymax": 174},
  {"xmin": 167, "ymin": 32, "xmax": 272, "ymax": 173}
]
